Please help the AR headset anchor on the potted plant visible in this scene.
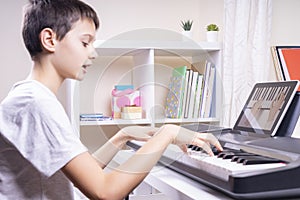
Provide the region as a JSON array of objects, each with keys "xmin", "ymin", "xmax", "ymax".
[
  {"xmin": 206, "ymin": 23, "xmax": 219, "ymax": 42},
  {"xmin": 181, "ymin": 20, "xmax": 193, "ymax": 39}
]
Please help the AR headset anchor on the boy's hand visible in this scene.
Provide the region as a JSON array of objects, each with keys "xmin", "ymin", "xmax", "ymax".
[{"xmin": 160, "ymin": 124, "xmax": 223, "ymax": 156}]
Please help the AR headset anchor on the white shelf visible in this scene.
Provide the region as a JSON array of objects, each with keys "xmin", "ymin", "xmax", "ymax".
[
  {"xmin": 80, "ymin": 118, "xmax": 219, "ymax": 126},
  {"xmin": 76, "ymin": 38, "xmax": 222, "ymax": 131},
  {"xmin": 155, "ymin": 118, "xmax": 220, "ymax": 124},
  {"xmin": 80, "ymin": 119, "xmax": 152, "ymax": 126},
  {"xmin": 94, "ymin": 40, "xmax": 221, "ymax": 57}
]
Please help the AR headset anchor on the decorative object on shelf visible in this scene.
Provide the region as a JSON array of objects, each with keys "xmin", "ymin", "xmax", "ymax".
[
  {"xmin": 111, "ymin": 85, "xmax": 141, "ymax": 119},
  {"xmin": 121, "ymin": 106, "xmax": 143, "ymax": 120},
  {"xmin": 206, "ymin": 23, "xmax": 219, "ymax": 42},
  {"xmin": 181, "ymin": 20, "xmax": 193, "ymax": 39}
]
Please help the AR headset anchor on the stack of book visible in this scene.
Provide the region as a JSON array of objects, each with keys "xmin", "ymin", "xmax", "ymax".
[
  {"xmin": 80, "ymin": 113, "xmax": 112, "ymax": 121},
  {"xmin": 165, "ymin": 60, "xmax": 216, "ymax": 119}
]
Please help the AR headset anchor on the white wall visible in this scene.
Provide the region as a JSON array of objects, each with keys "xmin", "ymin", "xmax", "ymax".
[
  {"xmin": 1, "ymin": 0, "xmax": 299, "ymax": 101},
  {"xmin": 0, "ymin": 0, "xmax": 223, "ymax": 102},
  {"xmin": 271, "ymin": 0, "xmax": 300, "ymax": 45},
  {"xmin": 86, "ymin": 0, "xmax": 224, "ymax": 42},
  {"xmin": 0, "ymin": 1, "xmax": 31, "ymax": 101}
]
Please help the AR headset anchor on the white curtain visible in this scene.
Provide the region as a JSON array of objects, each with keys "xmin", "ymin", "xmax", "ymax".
[{"xmin": 222, "ymin": 0, "xmax": 273, "ymax": 127}]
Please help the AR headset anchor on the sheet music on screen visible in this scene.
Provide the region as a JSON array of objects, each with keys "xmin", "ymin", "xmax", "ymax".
[{"xmin": 234, "ymin": 81, "xmax": 299, "ymax": 136}]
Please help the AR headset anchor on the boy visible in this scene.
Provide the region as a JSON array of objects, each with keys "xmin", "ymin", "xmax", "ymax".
[{"xmin": 0, "ymin": 0, "xmax": 222, "ymax": 199}]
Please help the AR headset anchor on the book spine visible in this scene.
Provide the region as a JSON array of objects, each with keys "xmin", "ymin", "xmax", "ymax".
[
  {"xmin": 80, "ymin": 116, "xmax": 112, "ymax": 121},
  {"xmin": 80, "ymin": 113, "xmax": 103, "ymax": 118},
  {"xmin": 181, "ymin": 70, "xmax": 190, "ymax": 118},
  {"xmin": 188, "ymin": 71, "xmax": 199, "ymax": 118},
  {"xmin": 199, "ymin": 61, "xmax": 212, "ymax": 118},
  {"xmin": 203, "ymin": 65, "xmax": 216, "ymax": 118},
  {"xmin": 184, "ymin": 69, "xmax": 193, "ymax": 118},
  {"xmin": 193, "ymin": 74, "xmax": 203, "ymax": 118}
]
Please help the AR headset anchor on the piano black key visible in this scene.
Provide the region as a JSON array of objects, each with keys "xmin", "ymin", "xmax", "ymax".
[
  {"xmin": 233, "ymin": 155, "xmax": 284, "ymax": 165},
  {"xmin": 231, "ymin": 156, "xmax": 240, "ymax": 162},
  {"xmin": 191, "ymin": 145, "xmax": 201, "ymax": 151},
  {"xmin": 217, "ymin": 149, "xmax": 243, "ymax": 158},
  {"xmin": 188, "ymin": 144, "xmax": 224, "ymax": 156},
  {"xmin": 230, "ymin": 153, "xmax": 258, "ymax": 162},
  {"xmin": 211, "ymin": 146, "xmax": 222, "ymax": 155},
  {"xmin": 222, "ymin": 152, "xmax": 254, "ymax": 159},
  {"xmin": 243, "ymin": 157, "xmax": 284, "ymax": 165}
]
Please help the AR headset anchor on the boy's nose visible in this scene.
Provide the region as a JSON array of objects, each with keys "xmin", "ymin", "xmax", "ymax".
[{"xmin": 89, "ymin": 48, "xmax": 98, "ymax": 60}]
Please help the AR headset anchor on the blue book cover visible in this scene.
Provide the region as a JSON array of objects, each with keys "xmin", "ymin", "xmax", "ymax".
[{"xmin": 114, "ymin": 85, "xmax": 134, "ymax": 91}]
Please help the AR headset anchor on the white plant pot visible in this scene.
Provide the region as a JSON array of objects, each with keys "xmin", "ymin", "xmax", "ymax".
[
  {"xmin": 206, "ymin": 31, "xmax": 218, "ymax": 42},
  {"xmin": 182, "ymin": 30, "xmax": 192, "ymax": 40}
]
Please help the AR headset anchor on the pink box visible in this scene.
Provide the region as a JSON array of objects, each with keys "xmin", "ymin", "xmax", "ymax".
[{"xmin": 111, "ymin": 89, "xmax": 141, "ymax": 118}]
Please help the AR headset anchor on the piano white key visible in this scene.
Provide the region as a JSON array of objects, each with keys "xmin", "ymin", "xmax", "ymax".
[{"xmin": 182, "ymin": 150, "xmax": 286, "ymax": 181}]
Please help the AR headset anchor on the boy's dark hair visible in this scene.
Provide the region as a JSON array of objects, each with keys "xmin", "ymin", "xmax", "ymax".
[{"xmin": 22, "ymin": 0, "xmax": 99, "ymax": 58}]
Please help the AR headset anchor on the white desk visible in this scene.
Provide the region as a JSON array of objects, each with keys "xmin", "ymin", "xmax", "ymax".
[{"xmin": 113, "ymin": 150, "xmax": 232, "ymax": 200}]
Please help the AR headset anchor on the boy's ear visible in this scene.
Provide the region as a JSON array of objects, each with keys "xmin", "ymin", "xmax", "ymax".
[{"xmin": 40, "ymin": 28, "xmax": 57, "ymax": 53}]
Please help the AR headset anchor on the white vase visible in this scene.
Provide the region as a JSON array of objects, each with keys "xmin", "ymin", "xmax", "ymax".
[
  {"xmin": 206, "ymin": 31, "xmax": 218, "ymax": 42},
  {"xmin": 182, "ymin": 30, "xmax": 192, "ymax": 40}
]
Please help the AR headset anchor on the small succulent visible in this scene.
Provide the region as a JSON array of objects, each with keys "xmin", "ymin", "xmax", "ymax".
[
  {"xmin": 206, "ymin": 24, "xmax": 219, "ymax": 31},
  {"xmin": 181, "ymin": 20, "xmax": 193, "ymax": 31}
]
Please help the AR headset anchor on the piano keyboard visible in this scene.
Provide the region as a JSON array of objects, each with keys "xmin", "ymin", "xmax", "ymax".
[
  {"xmin": 171, "ymin": 145, "xmax": 287, "ymax": 182},
  {"xmin": 127, "ymin": 136, "xmax": 300, "ymax": 199}
]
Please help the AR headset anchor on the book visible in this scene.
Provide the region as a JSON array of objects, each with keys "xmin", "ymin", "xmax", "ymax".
[
  {"xmin": 80, "ymin": 114, "xmax": 112, "ymax": 121},
  {"xmin": 184, "ymin": 69, "xmax": 193, "ymax": 118},
  {"xmin": 193, "ymin": 74, "xmax": 204, "ymax": 118},
  {"xmin": 80, "ymin": 113, "xmax": 103, "ymax": 118},
  {"xmin": 165, "ymin": 66, "xmax": 187, "ymax": 118},
  {"xmin": 114, "ymin": 85, "xmax": 134, "ymax": 91},
  {"xmin": 188, "ymin": 70, "xmax": 199, "ymax": 118},
  {"xmin": 80, "ymin": 117, "xmax": 112, "ymax": 121},
  {"xmin": 181, "ymin": 69, "xmax": 190, "ymax": 118},
  {"xmin": 203, "ymin": 64, "xmax": 216, "ymax": 118},
  {"xmin": 192, "ymin": 61, "xmax": 212, "ymax": 118}
]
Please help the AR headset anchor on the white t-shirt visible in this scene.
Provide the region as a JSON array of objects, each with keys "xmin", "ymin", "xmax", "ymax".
[{"xmin": 0, "ymin": 80, "xmax": 88, "ymax": 199}]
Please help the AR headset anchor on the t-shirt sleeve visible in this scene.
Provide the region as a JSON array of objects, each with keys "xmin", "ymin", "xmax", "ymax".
[{"xmin": 0, "ymin": 96, "xmax": 87, "ymax": 177}]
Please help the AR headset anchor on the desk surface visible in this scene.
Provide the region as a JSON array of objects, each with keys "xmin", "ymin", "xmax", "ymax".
[{"xmin": 113, "ymin": 150, "xmax": 231, "ymax": 200}]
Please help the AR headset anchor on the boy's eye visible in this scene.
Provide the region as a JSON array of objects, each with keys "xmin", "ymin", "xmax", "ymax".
[{"xmin": 82, "ymin": 42, "xmax": 89, "ymax": 47}]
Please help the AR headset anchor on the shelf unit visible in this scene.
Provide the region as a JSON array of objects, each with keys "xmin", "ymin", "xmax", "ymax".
[
  {"xmin": 65, "ymin": 30, "xmax": 222, "ymax": 131},
  {"xmin": 73, "ymin": 39, "xmax": 222, "ymax": 129}
]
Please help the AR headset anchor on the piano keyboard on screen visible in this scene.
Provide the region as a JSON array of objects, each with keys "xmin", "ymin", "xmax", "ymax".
[{"xmin": 249, "ymin": 85, "xmax": 289, "ymax": 110}]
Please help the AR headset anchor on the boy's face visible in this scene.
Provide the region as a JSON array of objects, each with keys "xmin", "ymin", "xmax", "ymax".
[{"xmin": 52, "ymin": 18, "xmax": 97, "ymax": 81}]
